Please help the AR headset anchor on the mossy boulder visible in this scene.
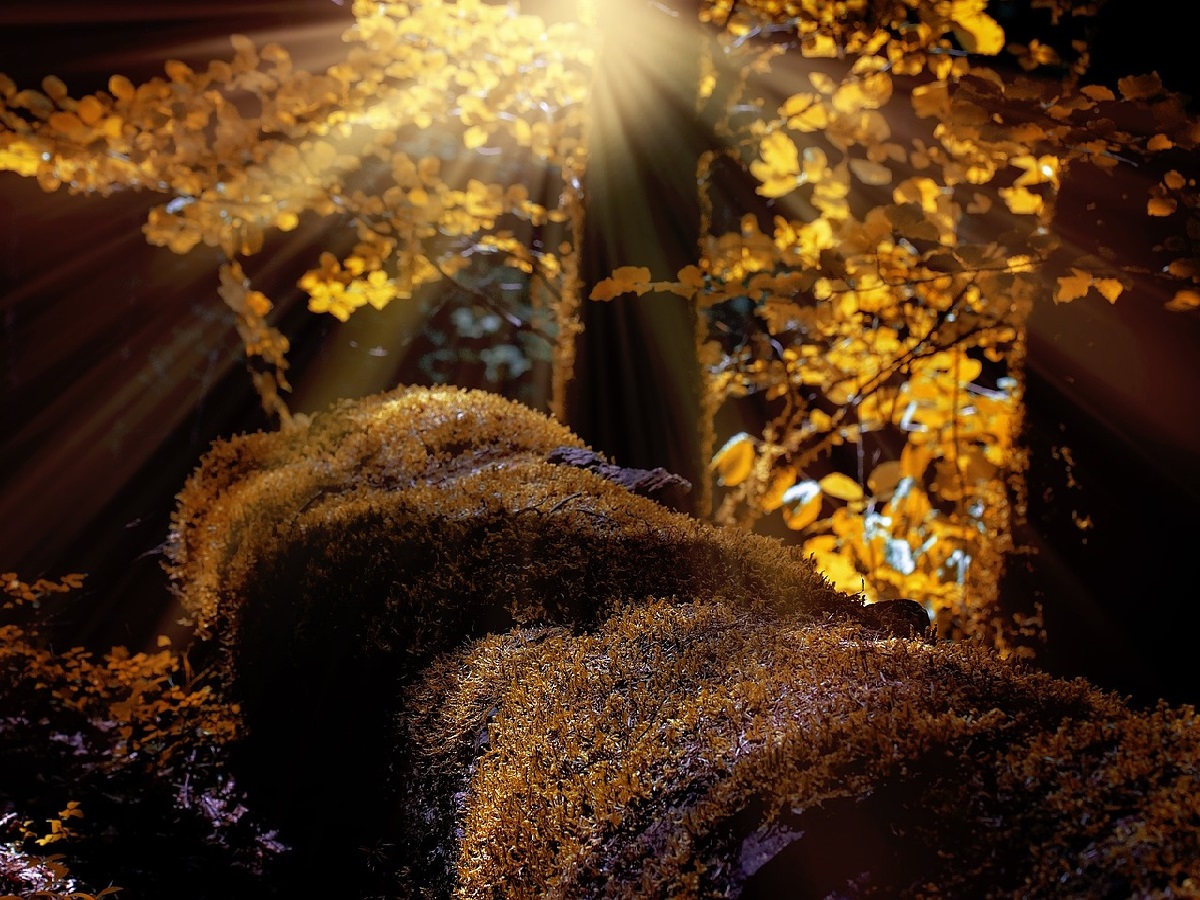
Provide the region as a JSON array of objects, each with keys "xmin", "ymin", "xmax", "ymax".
[
  {"xmin": 165, "ymin": 385, "xmax": 871, "ymax": 700},
  {"xmin": 161, "ymin": 385, "xmax": 1199, "ymax": 897},
  {"xmin": 403, "ymin": 600, "xmax": 1200, "ymax": 898},
  {"xmin": 162, "ymin": 385, "xmax": 882, "ymax": 875}
]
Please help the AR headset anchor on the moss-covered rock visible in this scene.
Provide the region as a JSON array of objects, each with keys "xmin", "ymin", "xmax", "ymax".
[
  {"xmin": 162, "ymin": 385, "xmax": 878, "ymax": 882},
  {"xmin": 403, "ymin": 600, "xmax": 1200, "ymax": 898},
  {"xmin": 161, "ymin": 385, "xmax": 1199, "ymax": 898}
]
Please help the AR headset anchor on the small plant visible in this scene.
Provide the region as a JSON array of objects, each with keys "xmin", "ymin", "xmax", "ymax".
[{"xmin": 0, "ymin": 574, "xmax": 279, "ymax": 897}]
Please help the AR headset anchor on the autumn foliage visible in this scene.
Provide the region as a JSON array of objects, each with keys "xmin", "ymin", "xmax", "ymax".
[
  {"xmin": 4, "ymin": 0, "xmax": 1197, "ymax": 647},
  {"xmin": 0, "ymin": 574, "xmax": 276, "ymax": 898},
  {"xmin": 3, "ymin": 0, "xmax": 1200, "ymax": 896}
]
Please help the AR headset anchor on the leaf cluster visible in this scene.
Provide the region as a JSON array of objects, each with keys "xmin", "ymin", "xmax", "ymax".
[
  {"xmin": 590, "ymin": 0, "xmax": 1198, "ymax": 649},
  {"xmin": 0, "ymin": 0, "xmax": 598, "ymax": 422},
  {"xmin": 0, "ymin": 576, "xmax": 280, "ymax": 898}
]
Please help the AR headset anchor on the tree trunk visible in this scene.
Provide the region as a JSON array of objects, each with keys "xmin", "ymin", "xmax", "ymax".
[{"xmin": 567, "ymin": 0, "xmax": 712, "ymax": 511}]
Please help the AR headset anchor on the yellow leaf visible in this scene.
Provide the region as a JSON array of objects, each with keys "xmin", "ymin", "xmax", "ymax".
[
  {"xmin": 806, "ymin": 542, "xmax": 862, "ymax": 593},
  {"xmin": 0, "ymin": 139, "xmax": 41, "ymax": 177},
  {"xmin": 1148, "ymin": 133, "xmax": 1174, "ymax": 151},
  {"xmin": 164, "ymin": 59, "xmax": 193, "ymax": 84},
  {"xmin": 1167, "ymin": 258, "xmax": 1200, "ymax": 278},
  {"xmin": 109, "ymin": 74, "xmax": 135, "ymax": 103},
  {"xmin": 1080, "ymin": 84, "xmax": 1116, "ymax": 102},
  {"xmin": 951, "ymin": 3, "xmax": 1005, "ymax": 55},
  {"xmin": 1093, "ymin": 277, "xmax": 1124, "ymax": 304},
  {"xmin": 809, "ymin": 72, "xmax": 837, "ymax": 94},
  {"xmin": 750, "ymin": 131, "xmax": 801, "ymax": 198},
  {"xmin": 590, "ymin": 265, "xmax": 653, "ymax": 301},
  {"xmin": 900, "ymin": 443, "xmax": 931, "ymax": 480},
  {"xmin": 1165, "ymin": 289, "xmax": 1200, "ymax": 311},
  {"xmin": 1055, "ymin": 269, "xmax": 1091, "ymax": 303},
  {"xmin": 14, "ymin": 89, "xmax": 54, "ymax": 118},
  {"xmin": 711, "ymin": 432, "xmax": 756, "ymax": 487},
  {"xmin": 463, "ymin": 125, "xmax": 489, "ymax": 149},
  {"xmin": 1118, "ymin": 72, "xmax": 1163, "ymax": 101},
  {"xmin": 41, "ymin": 74, "xmax": 67, "ymax": 101},
  {"xmin": 511, "ymin": 118, "xmax": 532, "ymax": 146},
  {"xmin": 867, "ymin": 460, "xmax": 904, "ymax": 499},
  {"xmin": 781, "ymin": 480, "xmax": 822, "ymax": 530},
  {"xmin": 849, "ymin": 157, "xmax": 892, "ymax": 186},
  {"xmin": 1148, "ymin": 196, "xmax": 1177, "ymax": 216},
  {"xmin": 999, "ymin": 185, "xmax": 1044, "ymax": 215},
  {"xmin": 230, "ymin": 33, "xmax": 256, "ymax": 56},
  {"xmin": 782, "ymin": 93, "xmax": 830, "ymax": 132},
  {"xmin": 761, "ymin": 466, "xmax": 797, "ymax": 512},
  {"xmin": 787, "ymin": 101, "xmax": 829, "ymax": 132},
  {"xmin": 781, "ymin": 92, "xmax": 818, "ymax": 118},
  {"xmin": 820, "ymin": 472, "xmax": 864, "ymax": 502},
  {"xmin": 802, "ymin": 32, "xmax": 839, "ymax": 58},
  {"xmin": 48, "ymin": 109, "xmax": 85, "ymax": 136},
  {"xmin": 955, "ymin": 355, "xmax": 983, "ymax": 385},
  {"xmin": 676, "ymin": 264, "xmax": 706, "ymax": 291},
  {"xmin": 77, "ymin": 95, "xmax": 105, "ymax": 126},
  {"xmin": 893, "ymin": 176, "xmax": 941, "ymax": 211}
]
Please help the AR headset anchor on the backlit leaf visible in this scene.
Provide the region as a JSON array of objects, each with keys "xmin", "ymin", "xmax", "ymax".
[
  {"xmin": 750, "ymin": 131, "xmax": 801, "ymax": 198},
  {"xmin": 1055, "ymin": 269, "xmax": 1091, "ymax": 303},
  {"xmin": 951, "ymin": 6, "xmax": 1005, "ymax": 55},
  {"xmin": 1093, "ymin": 277, "xmax": 1124, "ymax": 304},
  {"xmin": 820, "ymin": 472, "xmax": 864, "ymax": 502},
  {"xmin": 711, "ymin": 432, "xmax": 756, "ymax": 487},
  {"xmin": 463, "ymin": 125, "xmax": 489, "ymax": 149},
  {"xmin": 761, "ymin": 466, "xmax": 797, "ymax": 512},
  {"xmin": 590, "ymin": 266, "xmax": 653, "ymax": 301},
  {"xmin": 108, "ymin": 74, "xmax": 135, "ymax": 103},
  {"xmin": 867, "ymin": 461, "xmax": 903, "ymax": 499},
  {"xmin": 1118, "ymin": 72, "xmax": 1163, "ymax": 101},
  {"xmin": 1148, "ymin": 196, "xmax": 1177, "ymax": 217},
  {"xmin": 780, "ymin": 480, "xmax": 822, "ymax": 530},
  {"xmin": 999, "ymin": 185, "xmax": 1044, "ymax": 215},
  {"xmin": 849, "ymin": 158, "xmax": 892, "ymax": 186},
  {"xmin": 1166, "ymin": 289, "xmax": 1200, "ymax": 311}
]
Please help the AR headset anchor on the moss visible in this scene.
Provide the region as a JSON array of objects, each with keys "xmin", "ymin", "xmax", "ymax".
[
  {"xmin": 162, "ymin": 385, "xmax": 876, "ymax": 879},
  {"xmin": 162, "ymin": 384, "xmax": 1198, "ymax": 898},
  {"xmin": 165, "ymin": 386, "xmax": 872, "ymax": 707},
  {"xmin": 165, "ymin": 385, "xmax": 592, "ymax": 642},
  {"xmin": 404, "ymin": 600, "xmax": 1200, "ymax": 898}
]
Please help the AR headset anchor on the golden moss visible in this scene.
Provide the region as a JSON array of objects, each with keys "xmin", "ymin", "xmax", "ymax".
[
  {"xmin": 165, "ymin": 385, "xmax": 590, "ymax": 640},
  {"xmin": 160, "ymin": 384, "xmax": 1198, "ymax": 897},
  {"xmin": 162, "ymin": 384, "xmax": 884, "ymax": 885},
  {"xmin": 404, "ymin": 600, "xmax": 1200, "ymax": 899},
  {"xmin": 164, "ymin": 385, "xmax": 865, "ymax": 707}
]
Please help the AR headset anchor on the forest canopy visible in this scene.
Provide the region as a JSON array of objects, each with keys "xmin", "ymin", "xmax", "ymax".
[{"xmin": 2, "ymin": 0, "xmax": 1198, "ymax": 646}]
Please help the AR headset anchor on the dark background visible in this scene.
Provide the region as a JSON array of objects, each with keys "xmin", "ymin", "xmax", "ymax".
[{"xmin": 2, "ymin": 1, "xmax": 1198, "ymax": 707}]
